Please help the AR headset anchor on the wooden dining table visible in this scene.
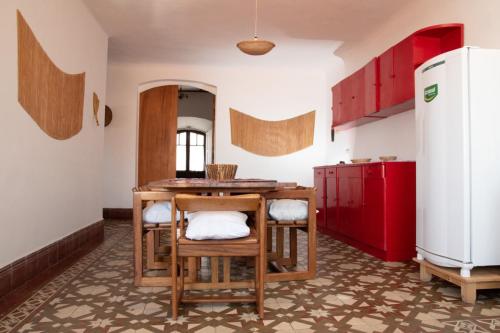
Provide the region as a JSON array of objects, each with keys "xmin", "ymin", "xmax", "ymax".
[
  {"xmin": 133, "ymin": 178, "xmax": 316, "ymax": 286},
  {"xmin": 147, "ymin": 178, "xmax": 298, "ymax": 193}
]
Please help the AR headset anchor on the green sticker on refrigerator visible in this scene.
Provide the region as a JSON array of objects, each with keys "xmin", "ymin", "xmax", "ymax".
[{"xmin": 424, "ymin": 84, "xmax": 438, "ymax": 103}]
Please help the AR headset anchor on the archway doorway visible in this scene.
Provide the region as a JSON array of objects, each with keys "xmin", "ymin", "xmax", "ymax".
[{"xmin": 137, "ymin": 81, "xmax": 216, "ymax": 185}]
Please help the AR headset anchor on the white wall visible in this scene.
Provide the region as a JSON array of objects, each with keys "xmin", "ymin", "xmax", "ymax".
[
  {"xmin": 104, "ymin": 63, "xmax": 329, "ymax": 208},
  {"xmin": 0, "ymin": 1, "xmax": 108, "ymax": 267},
  {"xmin": 178, "ymin": 91, "xmax": 214, "ymax": 120},
  {"xmin": 327, "ymin": 0, "xmax": 500, "ymax": 164}
]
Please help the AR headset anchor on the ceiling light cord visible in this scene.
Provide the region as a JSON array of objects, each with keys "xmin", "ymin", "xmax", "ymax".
[{"xmin": 254, "ymin": 0, "xmax": 258, "ymax": 39}]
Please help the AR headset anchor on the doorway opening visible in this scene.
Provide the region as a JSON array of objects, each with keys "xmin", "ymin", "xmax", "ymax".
[{"xmin": 137, "ymin": 81, "xmax": 216, "ymax": 185}]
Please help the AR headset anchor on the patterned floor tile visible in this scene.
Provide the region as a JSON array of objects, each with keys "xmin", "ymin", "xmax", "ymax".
[{"xmin": 0, "ymin": 221, "xmax": 499, "ymax": 332}]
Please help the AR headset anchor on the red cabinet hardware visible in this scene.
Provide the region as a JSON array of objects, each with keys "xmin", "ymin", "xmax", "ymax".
[{"xmin": 313, "ymin": 162, "xmax": 416, "ymax": 261}]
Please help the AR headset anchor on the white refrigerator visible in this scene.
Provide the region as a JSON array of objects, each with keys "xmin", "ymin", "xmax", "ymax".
[{"xmin": 415, "ymin": 47, "xmax": 500, "ymax": 277}]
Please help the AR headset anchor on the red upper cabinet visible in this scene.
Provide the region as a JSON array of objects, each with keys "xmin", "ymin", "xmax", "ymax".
[
  {"xmin": 393, "ymin": 36, "xmax": 415, "ymax": 105},
  {"xmin": 380, "ymin": 36, "xmax": 415, "ymax": 109},
  {"xmin": 364, "ymin": 58, "xmax": 379, "ymax": 116},
  {"xmin": 340, "ymin": 75, "xmax": 353, "ymax": 123},
  {"xmin": 379, "ymin": 47, "xmax": 394, "ymax": 110},
  {"xmin": 332, "ymin": 23, "xmax": 464, "ymax": 128},
  {"xmin": 331, "ymin": 84, "xmax": 342, "ymax": 127},
  {"xmin": 412, "ymin": 24, "xmax": 464, "ymax": 68},
  {"xmin": 350, "ymin": 67, "xmax": 365, "ymax": 120}
]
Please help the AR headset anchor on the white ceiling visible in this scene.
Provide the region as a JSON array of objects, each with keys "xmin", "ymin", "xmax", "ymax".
[{"xmin": 83, "ymin": 0, "xmax": 409, "ymax": 67}]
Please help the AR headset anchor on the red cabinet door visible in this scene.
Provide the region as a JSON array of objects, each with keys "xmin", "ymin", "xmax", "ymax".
[
  {"xmin": 326, "ymin": 168, "xmax": 338, "ymax": 233},
  {"xmin": 314, "ymin": 169, "xmax": 326, "ymax": 228},
  {"xmin": 362, "ymin": 171, "xmax": 386, "ymax": 250},
  {"xmin": 332, "ymin": 84, "xmax": 342, "ymax": 126},
  {"xmin": 379, "ymin": 47, "xmax": 395, "ymax": 110},
  {"xmin": 351, "ymin": 68, "xmax": 365, "ymax": 120},
  {"xmin": 338, "ymin": 167, "xmax": 362, "ymax": 239},
  {"xmin": 393, "ymin": 36, "xmax": 415, "ymax": 105},
  {"xmin": 364, "ymin": 58, "xmax": 379, "ymax": 116},
  {"xmin": 340, "ymin": 76, "xmax": 353, "ymax": 123}
]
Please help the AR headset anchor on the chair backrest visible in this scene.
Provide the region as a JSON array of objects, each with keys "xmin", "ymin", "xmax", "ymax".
[
  {"xmin": 172, "ymin": 194, "xmax": 264, "ymax": 240},
  {"xmin": 174, "ymin": 194, "xmax": 261, "ymax": 212}
]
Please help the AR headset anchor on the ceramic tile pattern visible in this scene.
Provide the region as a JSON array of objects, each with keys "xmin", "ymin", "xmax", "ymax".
[{"xmin": 1, "ymin": 221, "xmax": 499, "ymax": 333}]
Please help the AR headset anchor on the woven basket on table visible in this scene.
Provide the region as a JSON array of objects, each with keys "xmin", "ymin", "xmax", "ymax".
[{"xmin": 206, "ymin": 164, "xmax": 238, "ymax": 181}]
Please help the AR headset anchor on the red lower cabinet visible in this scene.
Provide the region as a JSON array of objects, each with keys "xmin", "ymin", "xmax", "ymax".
[
  {"xmin": 314, "ymin": 162, "xmax": 416, "ymax": 261},
  {"xmin": 338, "ymin": 167, "xmax": 363, "ymax": 240},
  {"xmin": 362, "ymin": 168, "xmax": 386, "ymax": 251},
  {"xmin": 314, "ymin": 167, "xmax": 326, "ymax": 230},
  {"xmin": 325, "ymin": 168, "xmax": 338, "ymax": 233}
]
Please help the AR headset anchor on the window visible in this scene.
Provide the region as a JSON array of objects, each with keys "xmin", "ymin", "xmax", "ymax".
[{"xmin": 176, "ymin": 130, "xmax": 206, "ymax": 178}]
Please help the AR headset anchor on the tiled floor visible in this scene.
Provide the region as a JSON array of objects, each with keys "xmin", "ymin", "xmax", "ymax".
[{"xmin": 1, "ymin": 221, "xmax": 499, "ymax": 333}]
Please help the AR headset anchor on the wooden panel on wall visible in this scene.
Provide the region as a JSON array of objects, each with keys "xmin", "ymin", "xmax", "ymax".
[
  {"xmin": 138, "ymin": 86, "xmax": 178, "ymax": 185},
  {"xmin": 230, "ymin": 108, "xmax": 315, "ymax": 156},
  {"xmin": 17, "ymin": 10, "xmax": 85, "ymax": 140}
]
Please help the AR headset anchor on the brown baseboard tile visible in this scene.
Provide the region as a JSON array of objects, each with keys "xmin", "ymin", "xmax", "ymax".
[
  {"xmin": 103, "ymin": 208, "xmax": 132, "ymax": 220},
  {"xmin": 0, "ymin": 220, "xmax": 104, "ymax": 304}
]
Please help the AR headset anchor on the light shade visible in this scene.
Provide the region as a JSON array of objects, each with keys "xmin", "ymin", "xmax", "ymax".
[{"xmin": 237, "ymin": 38, "xmax": 275, "ymax": 56}]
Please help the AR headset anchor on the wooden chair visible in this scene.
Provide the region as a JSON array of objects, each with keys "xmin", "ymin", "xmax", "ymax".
[
  {"xmin": 171, "ymin": 194, "xmax": 266, "ymax": 320},
  {"xmin": 264, "ymin": 187, "xmax": 316, "ymax": 281},
  {"xmin": 133, "ymin": 187, "xmax": 175, "ymax": 286}
]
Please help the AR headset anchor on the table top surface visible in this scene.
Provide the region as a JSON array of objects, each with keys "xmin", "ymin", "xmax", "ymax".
[{"xmin": 146, "ymin": 178, "xmax": 297, "ymax": 191}]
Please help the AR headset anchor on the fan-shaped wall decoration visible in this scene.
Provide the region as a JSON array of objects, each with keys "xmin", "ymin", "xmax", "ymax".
[
  {"xmin": 230, "ymin": 108, "xmax": 315, "ymax": 156},
  {"xmin": 17, "ymin": 10, "xmax": 85, "ymax": 140}
]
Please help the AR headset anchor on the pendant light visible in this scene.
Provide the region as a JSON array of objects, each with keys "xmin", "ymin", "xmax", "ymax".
[{"xmin": 237, "ymin": 0, "xmax": 275, "ymax": 56}]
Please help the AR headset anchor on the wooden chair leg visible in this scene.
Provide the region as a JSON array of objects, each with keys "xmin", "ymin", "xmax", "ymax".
[
  {"xmin": 257, "ymin": 254, "xmax": 264, "ymax": 319},
  {"xmin": 171, "ymin": 251, "xmax": 178, "ymax": 320},
  {"xmin": 154, "ymin": 230, "xmax": 160, "ymax": 250},
  {"xmin": 267, "ymin": 228, "xmax": 273, "ymax": 252},
  {"xmin": 276, "ymin": 228, "xmax": 284, "ymax": 259},
  {"xmin": 289, "ymin": 228, "xmax": 297, "ymax": 266},
  {"xmin": 179, "ymin": 256, "xmax": 185, "ymax": 303},
  {"xmin": 211, "ymin": 257, "xmax": 219, "ymax": 283},
  {"xmin": 146, "ymin": 230, "xmax": 155, "ymax": 270},
  {"xmin": 223, "ymin": 257, "xmax": 231, "ymax": 284},
  {"xmin": 188, "ymin": 257, "xmax": 197, "ymax": 282}
]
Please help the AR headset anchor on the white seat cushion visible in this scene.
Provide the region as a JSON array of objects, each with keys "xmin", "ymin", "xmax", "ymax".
[
  {"xmin": 142, "ymin": 201, "xmax": 180, "ymax": 224},
  {"xmin": 269, "ymin": 199, "xmax": 308, "ymax": 221},
  {"xmin": 185, "ymin": 211, "xmax": 250, "ymax": 240}
]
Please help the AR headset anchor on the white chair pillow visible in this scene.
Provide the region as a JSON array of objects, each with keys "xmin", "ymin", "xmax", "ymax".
[
  {"xmin": 269, "ymin": 199, "xmax": 308, "ymax": 221},
  {"xmin": 186, "ymin": 211, "xmax": 250, "ymax": 240},
  {"xmin": 142, "ymin": 201, "xmax": 180, "ymax": 224}
]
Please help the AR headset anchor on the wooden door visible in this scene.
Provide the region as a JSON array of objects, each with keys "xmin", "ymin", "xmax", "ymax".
[
  {"xmin": 379, "ymin": 47, "xmax": 395, "ymax": 110},
  {"xmin": 326, "ymin": 168, "xmax": 338, "ymax": 233},
  {"xmin": 314, "ymin": 168, "xmax": 326, "ymax": 229},
  {"xmin": 138, "ymin": 85, "xmax": 178, "ymax": 186}
]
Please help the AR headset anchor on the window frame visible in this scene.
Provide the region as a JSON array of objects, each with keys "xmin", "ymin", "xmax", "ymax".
[{"xmin": 176, "ymin": 129, "xmax": 206, "ymax": 178}]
